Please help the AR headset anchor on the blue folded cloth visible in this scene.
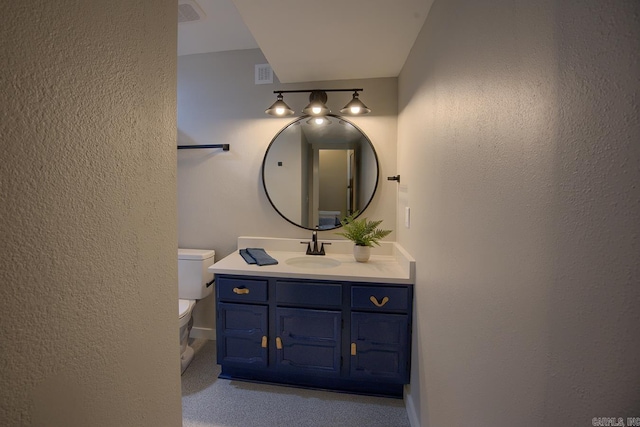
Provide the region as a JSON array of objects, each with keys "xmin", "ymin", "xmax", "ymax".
[
  {"xmin": 239, "ymin": 249, "xmax": 257, "ymax": 264},
  {"xmin": 239, "ymin": 248, "xmax": 278, "ymax": 266}
]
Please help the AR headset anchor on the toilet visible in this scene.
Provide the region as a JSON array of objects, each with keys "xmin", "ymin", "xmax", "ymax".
[{"xmin": 178, "ymin": 248, "xmax": 215, "ymax": 374}]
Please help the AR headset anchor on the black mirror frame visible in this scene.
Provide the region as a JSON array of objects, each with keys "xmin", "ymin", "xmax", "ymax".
[{"xmin": 261, "ymin": 114, "xmax": 379, "ymax": 231}]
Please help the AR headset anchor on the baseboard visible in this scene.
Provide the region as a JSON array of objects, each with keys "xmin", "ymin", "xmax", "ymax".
[
  {"xmin": 189, "ymin": 326, "xmax": 216, "ymax": 340},
  {"xmin": 405, "ymin": 387, "xmax": 421, "ymax": 427}
]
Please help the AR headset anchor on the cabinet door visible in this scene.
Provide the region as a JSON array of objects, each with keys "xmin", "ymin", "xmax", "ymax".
[
  {"xmin": 217, "ymin": 302, "xmax": 268, "ymax": 368},
  {"xmin": 350, "ymin": 312, "xmax": 409, "ymax": 383},
  {"xmin": 275, "ymin": 307, "xmax": 341, "ymax": 376}
]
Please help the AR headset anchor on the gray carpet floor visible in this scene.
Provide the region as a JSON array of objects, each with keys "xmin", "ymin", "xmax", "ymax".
[{"xmin": 181, "ymin": 339, "xmax": 410, "ymax": 427}]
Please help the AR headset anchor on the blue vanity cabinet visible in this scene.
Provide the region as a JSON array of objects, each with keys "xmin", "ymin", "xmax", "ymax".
[
  {"xmin": 275, "ymin": 307, "xmax": 341, "ymax": 376},
  {"xmin": 215, "ymin": 274, "xmax": 413, "ymax": 397},
  {"xmin": 216, "ymin": 277, "xmax": 269, "ymax": 368},
  {"xmin": 350, "ymin": 285, "xmax": 412, "ymax": 384},
  {"xmin": 274, "ymin": 280, "xmax": 343, "ymax": 376},
  {"xmin": 217, "ymin": 302, "xmax": 269, "ymax": 367},
  {"xmin": 350, "ymin": 312, "xmax": 410, "ymax": 382}
]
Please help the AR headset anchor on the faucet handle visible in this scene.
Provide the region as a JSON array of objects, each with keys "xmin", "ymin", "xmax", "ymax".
[{"xmin": 319, "ymin": 242, "xmax": 331, "ymax": 255}]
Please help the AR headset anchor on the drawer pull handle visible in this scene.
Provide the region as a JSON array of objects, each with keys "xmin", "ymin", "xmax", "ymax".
[
  {"xmin": 261, "ymin": 336, "xmax": 268, "ymax": 348},
  {"xmin": 370, "ymin": 296, "xmax": 389, "ymax": 307},
  {"xmin": 276, "ymin": 337, "xmax": 283, "ymax": 350},
  {"xmin": 351, "ymin": 343, "xmax": 357, "ymax": 356},
  {"xmin": 233, "ymin": 287, "xmax": 250, "ymax": 295}
]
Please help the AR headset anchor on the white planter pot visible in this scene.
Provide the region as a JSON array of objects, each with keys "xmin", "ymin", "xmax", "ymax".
[{"xmin": 353, "ymin": 245, "xmax": 371, "ymax": 262}]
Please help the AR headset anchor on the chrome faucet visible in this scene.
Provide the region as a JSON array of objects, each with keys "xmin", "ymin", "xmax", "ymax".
[{"xmin": 301, "ymin": 227, "xmax": 331, "ymax": 255}]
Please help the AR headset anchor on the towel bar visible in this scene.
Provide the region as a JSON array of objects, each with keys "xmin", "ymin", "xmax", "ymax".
[{"xmin": 177, "ymin": 144, "xmax": 229, "ymax": 151}]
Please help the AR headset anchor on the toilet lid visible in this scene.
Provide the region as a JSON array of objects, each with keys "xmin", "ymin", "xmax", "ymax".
[{"xmin": 179, "ymin": 299, "xmax": 195, "ymax": 319}]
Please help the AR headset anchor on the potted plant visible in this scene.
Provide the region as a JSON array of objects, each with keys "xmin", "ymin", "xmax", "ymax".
[{"xmin": 336, "ymin": 212, "xmax": 392, "ymax": 262}]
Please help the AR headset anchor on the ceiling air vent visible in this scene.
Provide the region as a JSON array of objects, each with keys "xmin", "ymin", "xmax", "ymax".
[
  {"xmin": 178, "ymin": 0, "xmax": 206, "ymax": 24},
  {"xmin": 255, "ymin": 64, "xmax": 273, "ymax": 85}
]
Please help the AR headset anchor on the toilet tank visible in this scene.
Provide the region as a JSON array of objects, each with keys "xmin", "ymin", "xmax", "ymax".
[{"xmin": 178, "ymin": 248, "xmax": 215, "ymax": 300}]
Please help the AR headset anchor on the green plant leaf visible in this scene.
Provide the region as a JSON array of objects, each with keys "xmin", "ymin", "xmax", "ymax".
[{"xmin": 335, "ymin": 212, "xmax": 392, "ymax": 247}]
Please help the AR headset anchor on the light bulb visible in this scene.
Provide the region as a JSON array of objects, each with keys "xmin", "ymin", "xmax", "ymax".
[
  {"xmin": 275, "ymin": 107, "xmax": 285, "ymax": 115},
  {"xmin": 350, "ymin": 106, "xmax": 361, "ymax": 114},
  {"xmin": 312, "ymin": 106, "xmax": 322, "ymax": 114}
]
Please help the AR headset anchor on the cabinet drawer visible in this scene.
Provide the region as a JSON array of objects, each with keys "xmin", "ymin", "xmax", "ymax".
[
  {"xmin": 217, "ymin": 277, "xmax": 268, "ymax": 302},
  {"xmin": 351, "ymin": 286, "xmax": 410, "ymax": 312},
  {"xmin": 276, "ymin": 281, "xmax": 342, "ymax": 307}
]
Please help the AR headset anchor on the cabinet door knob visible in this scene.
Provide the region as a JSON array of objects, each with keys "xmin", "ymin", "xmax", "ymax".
[
  {"xmin": 351, "ymin": 343, "xmax": 357, "ymax": 356},
  {"xmin": 276, "ymin": 337, "xmax": 283, "ymax": 350},
  {"xmin": 261, "ymin": 336, "xmax": 268, "ymax": 348},
  {"xmin": 370, "ymin": 296, "xmax": 389, "ymax": 307},
  {"xmin": 233, "ymin": 287, "xmax": 250, "ymax": 295}
]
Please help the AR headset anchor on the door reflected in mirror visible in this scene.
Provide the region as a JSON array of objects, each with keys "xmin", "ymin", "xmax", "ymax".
[{"xmin": 262, "ymin": 114, "xmax": 379, "ymax": 230}]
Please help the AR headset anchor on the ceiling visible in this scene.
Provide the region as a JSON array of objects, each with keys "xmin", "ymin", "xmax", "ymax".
[{"xmin": 177, "ymin": 0, "xmax": 433, "ymax": 83}]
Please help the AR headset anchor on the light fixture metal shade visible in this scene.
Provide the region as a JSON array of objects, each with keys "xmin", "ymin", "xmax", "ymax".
[
  {"xmin": 302, "ymin": 90, "xmax": 330, "ymax": 116},
  {"xmin": 340, "ymin": 92, "xmax": 371, "ymax": 115},
  {"xmin": 265, "ymin": 94, "xmax": 295, "ymax": 116}
]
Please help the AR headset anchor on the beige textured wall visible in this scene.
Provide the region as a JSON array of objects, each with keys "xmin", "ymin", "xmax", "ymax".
[
  {"xmin": 177, "ymin": 49, "xmax": 398, "ymax": 336},
  {"xmin": 398, "ymin": 0, "xmax": 640, "ymax": 426},
  {"xmin": 0, "ymin": 1, "xmax": 181, "ymax": 426}
]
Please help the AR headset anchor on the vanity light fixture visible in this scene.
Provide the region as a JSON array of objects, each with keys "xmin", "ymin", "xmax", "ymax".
[
  {"xmin": 339, "ymin": 91, "xmax": 371, "ymax": 115},
  {"xmin": 265, "ymin": 88, "xmax": 370, "ymax": 117},
  {"xmin": 302, "ymin": 90, "xmax": 330, "ymax": 116},
  {"xmin": 264, "ymin": 93, "xmax": 295, "ymax": 116}
]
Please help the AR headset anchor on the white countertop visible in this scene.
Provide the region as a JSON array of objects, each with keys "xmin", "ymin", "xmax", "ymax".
[{"xmin": 209, "ymin": 237, "xmax": 415, "ymax": 284}]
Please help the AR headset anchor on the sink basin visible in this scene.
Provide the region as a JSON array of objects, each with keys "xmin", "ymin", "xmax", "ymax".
[{"xmin": 285, "ymin": 256, "xmax": 341, "ymax": 269}]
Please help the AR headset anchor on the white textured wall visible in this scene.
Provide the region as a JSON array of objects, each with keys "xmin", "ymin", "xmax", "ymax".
[
  {"xmin": 177, "ymin": 49, "xmax": 398, "ymax": 334},
  {"xmin": 0, "ymin": 1, "xmax": 181, "ymax": 426},
  {"xmin": 398, "ymin": 0, "xmax": 640, "ymax": 426}
]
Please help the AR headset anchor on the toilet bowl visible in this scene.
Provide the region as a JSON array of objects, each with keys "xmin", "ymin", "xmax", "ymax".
[
  {"xmin": 179, "ymin": 298, "xmax": 196, "ymax": 372},
  {"xmin": 178, "ymin": 248, "xmax": 215, "ymax": 374}
]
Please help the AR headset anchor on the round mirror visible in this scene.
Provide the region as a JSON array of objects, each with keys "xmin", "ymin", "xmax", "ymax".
[{"xmin": 262, "ymin": 114, "xmax": 379, "ymax": 230}]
